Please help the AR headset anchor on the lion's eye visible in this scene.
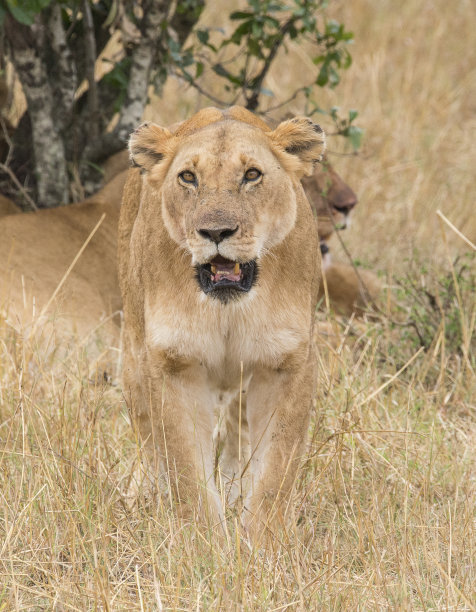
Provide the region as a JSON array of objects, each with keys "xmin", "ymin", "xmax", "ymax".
[
  {"xmin": 179, "ymin": 170, "xmax": 197, "ymax": 184},
  {"xmin": 244, "ymin": 168, "xmax": 262, "ymax": 182}
]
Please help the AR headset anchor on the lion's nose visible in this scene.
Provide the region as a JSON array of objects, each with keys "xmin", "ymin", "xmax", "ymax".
[
  {"xmin": 333, "ymin": 195, "xmax": 358, "ymax": 216},
  {"xmin": 197, "ymin": 226, "xmax": 238, "ymax": 244}
]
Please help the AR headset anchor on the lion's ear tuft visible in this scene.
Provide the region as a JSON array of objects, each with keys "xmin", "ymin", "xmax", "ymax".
[
  {"xmin": 269, "ymin": 117, "xmax": 326, "ymax": 176},
  {"xmin": 129, "ymin": 122, "xmax": 174, "ymax": 171}
]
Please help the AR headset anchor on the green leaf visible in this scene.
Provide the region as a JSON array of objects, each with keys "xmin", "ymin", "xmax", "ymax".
[
  {"xmin": 347, "ymin": 125, "xmax": 363, "ymax": 151},
  {"xmin": 195, "ymin": 61, "xmax": 203, "ymax": 78},
  {"xmin": 312, "ymin": 54, "xmax": 325, "ymax": 66},
  {"xmin": 260, "ymin": 87, "xmax": 274, "ymax": 97},
  {"xmin": 251, "ymin": 20, "xmax": 263, "ymax": 38},
  {"xmin": 341, "ymin": 48, "xmax": 352, "ymax": 69},
  {"xmin": 230, "ymin": 11, "xmax": 254, "ymax": 20},
  {"xmin": 6, "ymin": 0, "xmax": 52, "ymax": 24},
  {"xmin": 348, "ymin": 109, "xmax": 358, "ymax": 123},
  {"xmin": 197, "ymin": 29, "xmax": 209, "ymax": 45},
  {"xmin": 288, "ymin": 22, "xmax": 298, "ymax": 39},
  {"xmin": 181, "ymin": 69, "xmax": 194, "ymax": 84},
  {"xmin": 247, "ymin": 38, "xmax": 262, "ymax": 58},
  {"xmin": 328, "ymin": 66, "xmax": 340, "ymax": 87},
  {"xmin": 230, "ymin": 20, "xmax": 253, "ymax": 44},
  {"xmin": 263, "ymin": 15, "xmax": 280, "ymax": 28},
  {"xmin": 6, "ymin": 3, "xmax": 36, "ymax": 25},
  {"xmin": 212, "ymin": 63, "xmax": 241, "ymax": 86},
  {"xmin": 316, "ymin": 63, "xmax": 328, "ymax": 87}
]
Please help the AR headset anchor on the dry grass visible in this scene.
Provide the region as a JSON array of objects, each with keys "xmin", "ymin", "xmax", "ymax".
[{"xmin": 1, "ymin": 0, "xmax": 475, "ymax": 609}]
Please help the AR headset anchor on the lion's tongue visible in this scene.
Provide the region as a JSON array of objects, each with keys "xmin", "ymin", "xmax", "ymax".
[{"xmin": 211, "ymin": 262, "xmax": 241, "ymax": 282}]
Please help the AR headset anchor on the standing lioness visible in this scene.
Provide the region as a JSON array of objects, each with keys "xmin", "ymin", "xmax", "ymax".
[{"xmin": 119, "ymin": 106, "xmax": 325, "ymax": 540}]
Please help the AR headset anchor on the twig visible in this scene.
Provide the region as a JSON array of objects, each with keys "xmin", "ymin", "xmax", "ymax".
[
  {"xmin": 436, "ymin": 209, "xmax": 475, "ymax": 251},
  {"xmin": 263, "ymin": 85, "xmax": 311, "ymax": 114},
  {"xmin": 32, "ymin": 213, "xmax": 106, "ymax": 333},
  {"xmin": 356, "ymin": 347, "xmax": 424, "ymax": 408},
  {"xmin": 327, "ymin": 200, "xmax": 378, "ymax": 310},
  {"xmin": 0, "ymin": 116, "xmax": 13, "ymax": 166},
  {"xmin": 172, "ymin": 69, "xmax": 230, "ymax": 107},
  {"xmin": 0, "ymin": 162, "xmax": 37, "ymax": 210}
]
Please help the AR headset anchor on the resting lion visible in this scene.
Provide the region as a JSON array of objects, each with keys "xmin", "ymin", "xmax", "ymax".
[
  {"xmin": 0, "ymin": 154, "xmax": 367, "ymax": 357},
  {"xmin": 118, "ymin": 106, "xmax": 325, "ymax": 540},
  {"xmin": 0, "ymin": 172, "xmax": 126, "ymax": 344},
  {"xmin": 301, "ymin": 159, "xmax": 381, "ymax": 316}
]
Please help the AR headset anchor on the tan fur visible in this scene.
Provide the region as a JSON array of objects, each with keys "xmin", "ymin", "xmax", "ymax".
[
  {"xmin": 319, "ymin": 262, "xmax": 382, "ymax": 316},
  {"xmin": 100, "ymin": 136, "xmax": 378, "ymax": 317},
  {"xmin": 302, "ymin": 156, "xmax": 357, "ymax": 240},
  {"xmin": 0, "ymin": 172, "xmax": 127, "ymax": 343},
  {"xmin": 119, "ymin": 107, "xmax": 325, "ymax": 540},
  {"xmin": 302, "ymin": 159, "xmax": 381, "ymax": 315},
  {"xmin": 0, "ymin": 151, "xmax": 359, "ymax": 335}
]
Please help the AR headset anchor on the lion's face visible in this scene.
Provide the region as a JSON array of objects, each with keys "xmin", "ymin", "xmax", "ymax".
[
  {"xmin": 302, "ymin": 158, "xmax": 357, "ymax": 241},
  {"xmin": 129, "ymin": 108, "xmax": 325, "ymax": 302}
]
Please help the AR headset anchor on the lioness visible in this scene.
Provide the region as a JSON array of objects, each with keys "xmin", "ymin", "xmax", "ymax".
[
  {"xmin": 303, "ymin": 163, "xmax": 381, "ymax": 316},
  {"xmin": 0, "ymin": 154, "xmax": 369, "ymax": 351},
  {"xmin": 0, "ymin": 172, "xmax": 126, "ymax": 341},
  {"xmin": 119, "ymin": 106, "xmax": 325, "ymax": 539}
]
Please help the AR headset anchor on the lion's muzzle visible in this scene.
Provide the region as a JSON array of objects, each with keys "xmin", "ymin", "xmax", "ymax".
[{"xmin": 196, "ymin": 254, "xmax": 257, "ymax": 303}]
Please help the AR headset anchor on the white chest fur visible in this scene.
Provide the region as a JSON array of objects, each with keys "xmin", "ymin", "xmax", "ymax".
[{"xmin": 145, "ymin": 289, "xmax": 308, "ymax": 383}]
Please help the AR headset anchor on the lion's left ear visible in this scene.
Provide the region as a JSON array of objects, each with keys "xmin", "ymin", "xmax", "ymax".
[
  {"xmin": 269, "ymin": 117, "xmax": 326, "ymax": 177},
  {"xmin": 129, "ymin": 122, "xmax": 174, "ymax": 171}
]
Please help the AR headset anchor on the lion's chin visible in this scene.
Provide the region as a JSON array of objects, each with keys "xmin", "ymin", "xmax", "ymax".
[{"xmin": 195, "ymin": 255, "xmax": 257, "ymax": 303}]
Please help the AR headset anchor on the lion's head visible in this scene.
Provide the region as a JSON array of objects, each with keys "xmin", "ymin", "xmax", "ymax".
[
  {"xmin": 302, "ymin": 157, "xmax": 357, "ymax": 242},
  {"xmin": 128, "ymin": 106, "xmax": 325, "ymax": 303}
]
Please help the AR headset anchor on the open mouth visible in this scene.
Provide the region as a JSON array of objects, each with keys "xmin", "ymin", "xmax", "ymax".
[{"xmin": 196, "ymin": 254, "xmax": 257, "ymax": 302}]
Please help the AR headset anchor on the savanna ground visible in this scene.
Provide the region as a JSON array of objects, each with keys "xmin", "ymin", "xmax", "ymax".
[{"xmin": 1, "ymin": 0, "xmax": 475, "ymax": 609}]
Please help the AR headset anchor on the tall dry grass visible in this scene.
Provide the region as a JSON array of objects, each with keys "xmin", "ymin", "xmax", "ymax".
[{"xmin": 0, "ymin": 0, "xmax": 475, "ymax": 609}]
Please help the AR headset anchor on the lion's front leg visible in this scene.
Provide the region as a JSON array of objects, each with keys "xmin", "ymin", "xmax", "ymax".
[
  {"xmin": 243, "ymin": 355, "xmax": 315, "ymax": 543},
  {"xmin": 215, "ymin": 391, "xmax": 251, "ymax": 506},
  {"xmin": 126, "ymin": 360, "xmax": 224, "ymax": 531}
]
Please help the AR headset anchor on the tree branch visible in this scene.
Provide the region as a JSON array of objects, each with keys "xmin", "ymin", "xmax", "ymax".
[
  {"xmin": 260, "ymin": 85, "xmax": 310, "ymax": 114},
  {"xmin": 84, "ymin": 0, "xmax": 205, "ymax": 168},
  {"xmin": 245, "ymin": 17, "xmax": 296, "ymax": 112},
  {"xmin": 82, "ymin": 0, "xmax": 99, "ymax": 141},
  {"xmin": 0, "ymin": 162, "xmax": 37, "ymax": 210},
  {"xmin": 170, "ymin": 68, "xmax": 231, "ymax": 107}
]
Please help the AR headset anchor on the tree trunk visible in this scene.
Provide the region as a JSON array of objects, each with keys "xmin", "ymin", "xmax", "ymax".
[
  {"xmin": 84, "ymin": 0, "xmax": 171, "ymax": 165},
  {"xmin": 3, "ymin": 0, "xmax": 204, "ymax": 207},
  {"xmin": 5, "ymin": 15, "xmax": 69, "ymax": 207}
]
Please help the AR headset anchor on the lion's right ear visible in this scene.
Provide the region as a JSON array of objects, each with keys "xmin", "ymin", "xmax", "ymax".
[{"xmin": 128, "ymin": 122, "xmax": 174, "ymax": 171}]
